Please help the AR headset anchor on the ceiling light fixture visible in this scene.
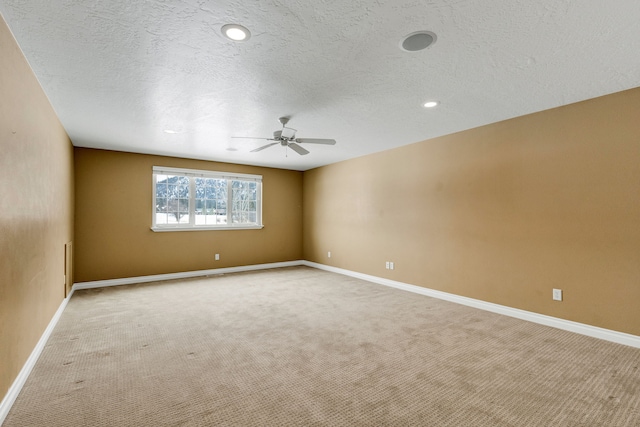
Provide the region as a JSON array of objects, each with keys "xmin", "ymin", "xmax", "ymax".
[
  {"xmin": 222, "ymin": 24, "xmax": 251, "ymax": 42},
  {"xmin": 400, "ymin": 31, "xmax": 437, "ymax": 52},
  {"xmin": 163, "ymin": 129, "xmax": 179, "ymax": 134},
  {"xmin": 423, "ymin": 101, "xmax": 439, "ymax": 108}
]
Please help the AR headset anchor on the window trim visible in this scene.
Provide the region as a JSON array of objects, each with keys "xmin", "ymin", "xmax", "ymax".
[{"xmin": 151, "ymin": 166, "xmax": 263, "ymax": 232}]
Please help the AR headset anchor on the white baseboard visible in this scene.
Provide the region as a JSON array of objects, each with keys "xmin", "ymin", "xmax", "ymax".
[
  {"xmin": 4, "ymin": 260, "xmax": 638, "ymax": 425},
  {"xmin": 72, "ymin": 260, "xmax": 305, "ymax": 291},
  {"xmin": 0, "ymin": 287, "xmax": 75, "ymax": 426},
  {"xmin": 1, "ymin": 261, "xmax": 304, "ymax": 424},
  {"xmin": 302, "ymin": 261, "xmax": 640, "ymax": 349}
]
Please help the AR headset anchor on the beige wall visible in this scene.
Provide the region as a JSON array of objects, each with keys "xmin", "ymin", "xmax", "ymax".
[
  {"xmin": 303, "ymin": 87, "xmax": 640, "ymax": 336},
  {"xmin": 0, "ymin": 15, "xmax": 74, "ymax": 400},
  {"xmin": 74, "ymin": 148, "xmax": 303, "ymax": 282},
  {"xmin": 1, "ymin": 4, "xmax": 638, "ymax": 405}
]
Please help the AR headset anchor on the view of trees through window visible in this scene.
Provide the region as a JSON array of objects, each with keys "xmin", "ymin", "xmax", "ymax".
[
  {"xmin": 231, "ymin": 180, "xmax": 258, "ymax": 224},
  {"xmin": 194, "ymin": 177, "xmax": 228, "ymax": 225},
  {"xmin": 155, "ymin": 175, "xmax": 190, "ymax": 224},
  {"xmin": 154, "ymin": 172, "xmax": 259, "ymax": 228}
]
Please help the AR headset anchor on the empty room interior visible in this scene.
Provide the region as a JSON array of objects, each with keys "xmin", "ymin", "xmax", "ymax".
[{"xmin": 1, "ymin": 1, "xmax": 639, "ymax": 425}]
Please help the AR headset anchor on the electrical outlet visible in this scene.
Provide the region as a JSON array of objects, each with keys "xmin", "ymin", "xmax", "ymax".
[
  {"xmin": 552, "ymin": 289, "xmax": 562, "ymax": 301},
  {"xmin": 385, "ymin": 261, "xmax": 390, "ymax": 269},
  {"xmin": 215, "ymin": 254, "xmax": 220, "ymax": 261},
  {"xmin": 327, "ymin": 251, "xmax": 331, "ymax": 258},
  {"xmin": 389, "ymin": 262, "xmax": 394, "ymax": 270}
]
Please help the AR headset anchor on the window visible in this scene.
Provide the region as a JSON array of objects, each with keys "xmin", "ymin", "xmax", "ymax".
[{"xmin": 152, "ymin": 166, "xmax": 262, "ymax": 231}]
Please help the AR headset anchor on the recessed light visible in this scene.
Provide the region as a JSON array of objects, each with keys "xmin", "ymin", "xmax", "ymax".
[
  {"xmin": 222, "ymin": 24, "xmax": 251, "ymax": 42},
  {"xmin": 423, "ymin": 101, "xmax": 439, "ymax": 108},
  {"xmin": 163, "ymin": 129, "xmax": 178, "ymax": 134},
  {"xmin": 400, "ymin": 31, "xmax": 437, "ymax": 52}
]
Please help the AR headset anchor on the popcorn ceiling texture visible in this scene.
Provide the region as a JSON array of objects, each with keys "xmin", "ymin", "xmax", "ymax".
[{"xmin": 0, "ymin": 0, "xmax": 639, "ymax": 170}]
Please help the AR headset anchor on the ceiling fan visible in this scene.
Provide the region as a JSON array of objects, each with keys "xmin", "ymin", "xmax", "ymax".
[{"xmin": 232, "ymin": 117, "xmax": 337, "ymax": 156}]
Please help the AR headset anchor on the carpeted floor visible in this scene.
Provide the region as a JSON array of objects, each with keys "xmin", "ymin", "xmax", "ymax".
[{"xmin": 4, "ymin": 266, "xmax": 640, "ymax": 426}]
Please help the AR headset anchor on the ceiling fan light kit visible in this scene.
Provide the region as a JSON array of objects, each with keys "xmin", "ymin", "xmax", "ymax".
[{"xmin": 232, "ymin": 117, "xmax": 337, "ymax": 156}]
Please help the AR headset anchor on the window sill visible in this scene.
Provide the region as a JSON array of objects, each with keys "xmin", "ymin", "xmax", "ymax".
[{"xmin": 151, "ymin": 225, "xmax": 264, "ymax": 232}]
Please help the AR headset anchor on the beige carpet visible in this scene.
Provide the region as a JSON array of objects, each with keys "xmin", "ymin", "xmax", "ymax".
[{"xmin": 4, "ymin": 266, "xmax": 640, "ymax": 426}]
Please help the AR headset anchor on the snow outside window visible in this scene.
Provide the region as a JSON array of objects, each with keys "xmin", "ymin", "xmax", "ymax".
[{"xmin": 152, "ymin": 166, "xmax": 262, "ymax": 231}]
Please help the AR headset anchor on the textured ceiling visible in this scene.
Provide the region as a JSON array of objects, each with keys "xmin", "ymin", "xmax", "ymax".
[{"xmin": 1, "ymin": 1, "xmax": 639, "ymax": 171}]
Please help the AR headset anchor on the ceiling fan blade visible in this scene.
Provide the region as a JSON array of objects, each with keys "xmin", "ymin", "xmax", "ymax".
[
  {"xmin": 250, "ymin": 142, "xmax": 279, "ymax": 152},
  {"xmin": 295, "ymin": 138, "xmax": 336, "ymax": 145},
  {"xmin": 288, "ymin": 143, "xmax": 310, "ymax": 156}
]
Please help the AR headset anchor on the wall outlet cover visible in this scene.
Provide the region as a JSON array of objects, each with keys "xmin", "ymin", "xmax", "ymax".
[{"xmin": 553, "ymin": 289, "xmax": 562, "ymax": 301}]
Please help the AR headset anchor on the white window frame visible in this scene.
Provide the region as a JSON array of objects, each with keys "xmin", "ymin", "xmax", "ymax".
[{"xmin": 151, "ymin": 166, "xmax": 263, "ymax": 232}]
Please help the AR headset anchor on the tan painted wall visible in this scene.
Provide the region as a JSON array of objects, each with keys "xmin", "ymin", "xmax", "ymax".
[
  {"xmin": 74, "ymin": 148, "xmax": 303, "ymax": 282},
  {"xmin": 303, "ymin": 87, "xmax": 640, "ymax": 336},
  {"xmin": 0, "ymin": 15, "xmax": 74, "ymax": 400}
]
